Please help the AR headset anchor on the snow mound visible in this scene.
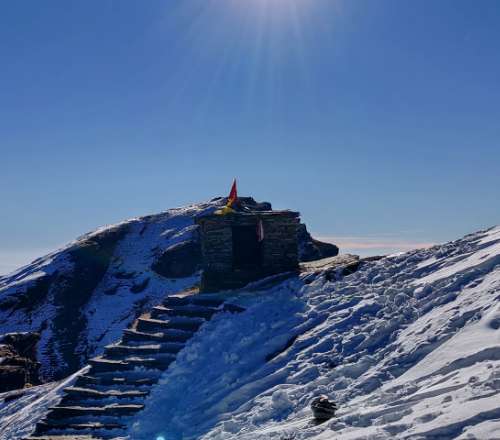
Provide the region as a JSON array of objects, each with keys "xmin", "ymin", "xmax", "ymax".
[{"xmin": 129, "ymin": 226, "xmax": 500, "ymax": 440}]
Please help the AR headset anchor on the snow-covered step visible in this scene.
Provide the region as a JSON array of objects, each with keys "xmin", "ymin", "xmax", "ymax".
[
  {"xmin": 25, "ymin": 289, "xmax": 236, "ymax": 440},
  {"xmin": 88, "ymin": 357, "xmax": 132, "ymax": 373},
  {"xmin": 35, "ymin": 420, "xmax": 126, "ymax": 435},
  {"xmin": 89, "ymin": 354, "xmax": 175, "ymax": 373},
  {"xmin": 34, "ymin": 425, "xmax": 126, "ymax": 439},
  {"xmin": 24, "ymin": 434, "xmax": 126, "ymax": 440},
  {"xmin": 30, "ymin": 432, "xmax": 124, "ymax": 440},
  {"xmin": 63, "ymin": 386, "xmax": 148, "ymax": 401},
  {"xmin": 75, "ymin": 373, "xmax": 157, "ymax": 388},
  {"xmin": 136, "ymin": 316, "xmax": 204, "ymax": 333},
  {"xmin": 105, "ymin": 342, "xmax": 184, "ymax": 358},
  {"xmin": 46, "ymin": 404, "xmax": 144, "ymax": 420},
  {"xmin": 150, "ymin": 304, "xmax": 217, "ymax": 320},
  {"xmin": 122, "ymin": 328, "xmax": 193, "ymax": 344}
]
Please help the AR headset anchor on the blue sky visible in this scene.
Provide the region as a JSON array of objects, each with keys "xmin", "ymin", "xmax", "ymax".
[{"xmin": 1, "ymin": 0, "xmax": 499, "ymax": 273}]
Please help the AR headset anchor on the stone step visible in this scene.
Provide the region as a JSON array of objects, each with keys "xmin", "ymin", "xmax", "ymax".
[
  {"xmin": 122, "ymin": 328, "xmax": 193, "ymax": 344},
  {"xmin": 105, "ymin": 342, "xmax": 184, "ymax": 358},
  {"xmin": 89, "ymin": 358, "xmax": 131, "ymax": 373},
  {"xmin": 59, "ymin": 396, "xmax": 143, "ymax": 409},
  {"xmin": 89, "ymin": 355, "xmax": 174, "ymax": 373},
  {"xmin": 25, "ymin": 436, "xmax": 124, "ymax": 440},
  {"xmin": 63, "ymin": 386, "xmax": 148, "ymax": 400},
  {"xmin": 35, "ymin": 420, "xmax": 126, "ymax": 434},
  {"xmin": 32, "ymin": 432, "xmax": 125, "ymax": 440},
  {"xmin": 150, "ymin": 305, "xmax": 216, "ymax": 320},
  {"xmin": 136, "ymin": 316, "xmax": 204, "ymax": 333},
  {"xmin": 164, "ymin": 295, "xmax": 225, "ymax": 308},
  {"xmin": 46, "ymin": 404, "xmax": 144, "ymax": 420},
  {"xmin": 75, "ymin": 374, "xmax": 157, "ymax": 389}
]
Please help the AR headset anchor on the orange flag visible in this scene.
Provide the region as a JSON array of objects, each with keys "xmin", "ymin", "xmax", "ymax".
[{"xmin": 227, "ymin": 179, "xmax": 238, "ymax": 207}]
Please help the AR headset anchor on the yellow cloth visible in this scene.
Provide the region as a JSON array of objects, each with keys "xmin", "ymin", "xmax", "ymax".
[{"xmin": 215, "ymin": 206, "xmax": 235, "ymax": 216}]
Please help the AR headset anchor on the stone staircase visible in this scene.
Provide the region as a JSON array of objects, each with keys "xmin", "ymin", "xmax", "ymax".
[{"xmin": 25, "ymin": 292, "xmax": 243, "ymax": 440}]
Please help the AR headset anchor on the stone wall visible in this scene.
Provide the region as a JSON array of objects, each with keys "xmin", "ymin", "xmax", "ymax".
[{"xmin": 196, "ymin": 211, "xmax": 300, "ymax": 292}]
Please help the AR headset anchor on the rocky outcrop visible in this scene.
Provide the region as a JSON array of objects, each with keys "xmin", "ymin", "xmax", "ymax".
[
  {"xmin": 0, "ymin": 332, "xmax": 41, "ymax": 392},
  {"xmin": 152, "ymin": 241, "xmax": 202, "ymax": 278},
  {"xmin": 298, "ymin": 223, "xmax": 339, "ymax": 262}
]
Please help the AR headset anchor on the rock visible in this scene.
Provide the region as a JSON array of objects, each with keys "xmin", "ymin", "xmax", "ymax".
[
  {"xmin": 0, "ymin": 332, "xmax": 41, "ymax": 392},
  {"xmin": 152, "ymin": 240, "xmax": 202, "ymax": 278},
  {"xmin": 311, "ymin": 395, "xmax": 337, "ymax": 421},
  {"xmin": 298, "ymin": 224, "xmax": 339, "ymax": 262},
  {"xmin": 215, "ymin": 196, "xmax": 272, "ymax": 212},
  {"xmin": 237, "ymin": 197, "xmax": 272, "ymax": 211},
  {"xmin": 0, "ymin": 332, "xmax": 40, "ymax": 359}
]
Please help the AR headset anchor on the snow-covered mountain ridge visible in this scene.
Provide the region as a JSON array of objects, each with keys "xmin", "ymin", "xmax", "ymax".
[
  {"xmin": 0, "ymin": 203, "xmax": 498, "ymax": 439},
  {"xmin": 0, "ymin": 199, "xmax": 336, "ymax": 381}
]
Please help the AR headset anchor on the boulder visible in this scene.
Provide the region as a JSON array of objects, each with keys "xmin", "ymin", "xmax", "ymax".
[
  {"xmin": 211, "ymin": 196, "xmax": 272, "ymax": 212},
  {"xmin": 0, "ymin": 332, "xmax": 40, "ymax": 359}
]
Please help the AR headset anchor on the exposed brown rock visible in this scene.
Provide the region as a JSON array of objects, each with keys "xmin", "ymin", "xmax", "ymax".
[{"xmin": 0, "ymin": 332, "xmax": 41, "ymax": 392}]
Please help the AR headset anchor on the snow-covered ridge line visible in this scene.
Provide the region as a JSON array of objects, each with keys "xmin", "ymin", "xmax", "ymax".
[{"xmin": 0, "ymin": 201, "xmax": 219, "ymax": 380}]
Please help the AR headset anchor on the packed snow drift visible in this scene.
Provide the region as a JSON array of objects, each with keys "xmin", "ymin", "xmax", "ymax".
[{"xmin": 128, "ymin": 226, "xmax": 500, "ymax": 440}]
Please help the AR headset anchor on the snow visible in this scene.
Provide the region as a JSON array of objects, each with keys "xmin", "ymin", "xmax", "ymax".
[
  {"xmin": 0, "ymin": 368, "xmax": 86, "ymax": 440},
  {"xmin": 0, "ymin": 201, "xmax": 219, "ymax": 379},
  {"xmin": 1, "ymin": 202, "xmax": 498, "ymax": 440},
  {"xmin": 128, "ymin": 226, "xmax": 500, "ymax": 440}
]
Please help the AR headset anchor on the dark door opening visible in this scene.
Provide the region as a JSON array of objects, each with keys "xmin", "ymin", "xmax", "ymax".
[{"xmin": 232, "ymin": 225, "xmax": 262, "ymax": 269}]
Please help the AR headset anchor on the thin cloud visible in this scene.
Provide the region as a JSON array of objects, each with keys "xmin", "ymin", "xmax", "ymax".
[{"xmin": 315, "ymin": 235, "xmax": 436, "ymax": 255}]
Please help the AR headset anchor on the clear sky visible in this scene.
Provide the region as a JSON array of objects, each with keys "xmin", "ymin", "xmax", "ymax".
[{"xmin": 1, "ymin": 0, "xmax": 499, "ymax": 273}]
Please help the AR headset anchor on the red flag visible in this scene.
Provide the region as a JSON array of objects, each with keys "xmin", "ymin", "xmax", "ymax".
[{"xmin": 227, "ymin": 179, "xmax": 238, "ymax": 207}]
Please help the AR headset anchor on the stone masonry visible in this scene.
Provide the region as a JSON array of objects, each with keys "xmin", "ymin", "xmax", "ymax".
[{"xmin": 195, "ymin": 210, "xmax": 300, "ymax": 292}]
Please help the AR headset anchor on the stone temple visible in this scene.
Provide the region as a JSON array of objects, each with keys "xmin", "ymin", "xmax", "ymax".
[{"xmin": 195, "ymin": 206, "xmax": 300, "ymax": 292}]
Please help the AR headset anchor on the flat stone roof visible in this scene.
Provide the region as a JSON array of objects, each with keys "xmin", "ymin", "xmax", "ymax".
[{"xmin": 196, "ymin": 210, "xmax": 300, "ymax": 222}]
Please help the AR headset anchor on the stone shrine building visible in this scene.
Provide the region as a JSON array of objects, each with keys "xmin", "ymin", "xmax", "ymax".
[{"xmin": 195, "ymin": 209, "xmax": 300, "ymax": 292}]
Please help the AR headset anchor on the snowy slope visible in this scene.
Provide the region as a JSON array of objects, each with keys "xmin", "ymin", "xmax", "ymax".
[
  {"xmin": 0, "ymin": 198, "xmax": 332, "ymax": 381},
  {"xmin": 0, "ymin": 368, "xmax": 85, "ymax": 440},
  {"xmin": 0, "ymin": 201, "xmax": 217, "ymax": 380},
  {"xmin": 128, "ymin": 226, "xmax": 500, "ymax": 440}
]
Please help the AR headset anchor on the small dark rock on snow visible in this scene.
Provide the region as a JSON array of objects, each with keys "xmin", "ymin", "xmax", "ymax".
[{"xmin": 311, "ymin": 395, "xmax": 337, "ymax": 421}]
